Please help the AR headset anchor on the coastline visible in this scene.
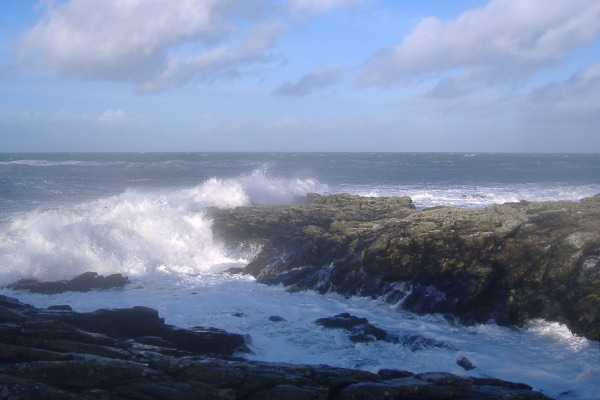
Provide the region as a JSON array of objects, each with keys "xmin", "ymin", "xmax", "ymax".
[{"xmin": 2, "ymin": 192, "xmax": 600, "ymax": 398}]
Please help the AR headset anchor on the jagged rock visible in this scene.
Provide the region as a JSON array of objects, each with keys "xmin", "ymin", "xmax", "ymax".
[
  {"xmin": 6, "ymin": 271, "xmax": 129, "ymax": 294},
  {"xmin": 209, "ymin": 193, "xmax": 600, "ymax": 341},
  {"xmin": 0, "ymin": 295, "xmax": 554, "ymax": 399}
]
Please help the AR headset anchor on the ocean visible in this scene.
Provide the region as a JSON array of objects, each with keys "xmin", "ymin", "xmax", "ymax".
[{"xmin": 1, "ymin": 152, "xmax": 600, "ymax": 399}]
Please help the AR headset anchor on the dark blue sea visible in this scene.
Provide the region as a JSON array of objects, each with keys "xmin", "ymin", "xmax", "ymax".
[{"xmin": 1, "ymin": 152, "xmax": 599, "ymax": 399}]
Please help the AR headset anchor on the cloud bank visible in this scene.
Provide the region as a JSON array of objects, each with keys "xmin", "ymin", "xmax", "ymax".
[
  {"xmin": 357, "ymin": 0, "xmax": 600, "ymax": 93},
  {"xmin": 16, "ymin": 0, "xmax": 365, "ymax": 93}
]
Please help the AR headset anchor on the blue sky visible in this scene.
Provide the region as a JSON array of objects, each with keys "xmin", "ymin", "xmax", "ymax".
[{"xmin": 1, "ymin": 0, "xmax": 599, "ymax": 152}]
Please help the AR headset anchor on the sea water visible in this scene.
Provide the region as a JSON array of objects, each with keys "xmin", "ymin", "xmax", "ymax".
[{"xmin": 1, "ymin": 152, "xmax": 600, "ymax": 399}]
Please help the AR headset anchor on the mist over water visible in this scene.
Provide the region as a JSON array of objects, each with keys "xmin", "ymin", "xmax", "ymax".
[{"xmin": 1, "ymin": 152, "xmax": 600, "ymax": 399}]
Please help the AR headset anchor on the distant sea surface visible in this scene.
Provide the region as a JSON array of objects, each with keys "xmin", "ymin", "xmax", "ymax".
[{"xmin": 1, "ymin": 152, "xmax": 600, "ymax": 399}]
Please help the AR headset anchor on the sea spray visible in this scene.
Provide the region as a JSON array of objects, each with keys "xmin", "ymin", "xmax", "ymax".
[{"xmin": 0, "ymin": 170, "xmax": 326, "ymax": 283}]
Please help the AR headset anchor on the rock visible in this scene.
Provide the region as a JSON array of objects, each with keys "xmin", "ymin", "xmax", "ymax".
[
  {"xmin": 47, "ymin": 304, "xmax": 73, "ymax": 311},
  {"xmin": 162, "ymin": 326, "xmax": 250, "ymax": 356},
  {"xmin": 6, "ymin": 271, "xmax": 129, "ymax": 294},
  {"xmin": 377, "ymin": 369, "xmax": 414, "ymax": 380},
  {"xmin": 315, "ymin": 313, "xmax": 455, "ymax": 349},
  {"xmin": 334, "ymin": 373, "xmax": 472, "ymax": 400},
  {"xmin": 0, "ymin": 295, "xmax": 555, "ymax": 399},
  {"xmin": 456, "ymin": 356, "xmax": 476, "ymax": 371},
  {"xmin": 387, "ymin": 334, "xmax": 457, "ymax": 351},
  {"xmin": 315, "ymin": 313, "xmax": 387, "ymax": 342},
  {"xmin": 269, "ymin": 315, "xmax": 287, "ymax": 322},
  {"xmin": 209, "ymin": 193, "xmax": 600, "ymax": 341}
]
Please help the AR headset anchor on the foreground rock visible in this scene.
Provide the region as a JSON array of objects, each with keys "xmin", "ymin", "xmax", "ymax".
[
  {"xmin": 210, "ymin": 193, "xmax": 600, "ymax": 341},
  {"xmin": 0, "ymin": 295, "xmax": 553, "ymax": 399}
]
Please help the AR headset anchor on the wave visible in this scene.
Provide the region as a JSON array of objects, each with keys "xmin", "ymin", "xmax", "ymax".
[
  {"xmin": 0, "ymin": 169, "xmax": 327, "ymax": 284},
  {"xmin": 337, "ymin": 183, "xmax": 600, "ymax": 209},
  {"xmin": 0, "ymin": 159, "xmax": 105, "ymax": 167}
]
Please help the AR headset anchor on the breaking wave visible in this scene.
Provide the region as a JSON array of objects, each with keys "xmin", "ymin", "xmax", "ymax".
[{"xmin": 0, "ymin": 169, "xmax": 327, "ymax": 283}]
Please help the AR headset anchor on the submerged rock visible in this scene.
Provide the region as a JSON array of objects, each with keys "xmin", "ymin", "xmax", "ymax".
[
  {"xmin": 0, "ymin": 295, "xmax": 554, "ymax": 399},
  {"xmin": 210, "ymin": 193, "xmax": 600, "ymax": 341}
]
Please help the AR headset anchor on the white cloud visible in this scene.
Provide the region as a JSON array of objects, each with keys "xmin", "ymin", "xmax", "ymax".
[
  {"xmin": 287, "ymin": 0, "xmax": 369, "ymax": 17},
  {"xmin": 17, "ymin": 0, "xmax": 279, "ymax": 91},
  {"xmin": 357, "ymin": 0, "xmax": 600, "ymax": 91},
  {"xmin": 274, "ymin": 64, "xmax": 344, "ymax": 96},
  {"xmin": 97, "ymin": 109, "xmax": 130, "ymax": 124},
  {"xmin": 137, "ymin": 24, "xmax": 286, "ymax": 93},
  {"xmin": 239, "ymin": 23, "xmax": 286, "ymax": 56},
  {"xmin": 15, "ymin": 0, "xmax": 367, "ymax": 93}
]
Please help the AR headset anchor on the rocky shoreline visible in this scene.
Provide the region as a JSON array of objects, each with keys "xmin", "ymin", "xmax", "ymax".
[
  {"xmin": 0, "ymin": 294, "xmax": 553, "ymax": 399},
  {"xmin": 2, "ymin": 193, "xmax": 599, "ymax": 398},
  {"xmin": 211, "ymin": 193, "xmax": 600, "ymax": 342}
]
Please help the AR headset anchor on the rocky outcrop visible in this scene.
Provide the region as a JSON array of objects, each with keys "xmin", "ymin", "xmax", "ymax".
[
  {"xmin": 211, "ymin": 193, "xmax": 600, "ymax": 341},
  {"xmin": 0, "ymin": 295, "xmax": 553, "ymax": 399}
]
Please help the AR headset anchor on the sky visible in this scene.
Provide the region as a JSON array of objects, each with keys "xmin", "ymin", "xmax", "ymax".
[{"xmin": 1, "ymin": 0, "xmax": 599, "ymax": 152}]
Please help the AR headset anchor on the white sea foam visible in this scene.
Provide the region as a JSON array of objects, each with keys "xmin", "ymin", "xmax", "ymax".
[
  {"xmin": 236, "ymin": 167, "xmax": 328, "ymax": 205},
  {"xmin": 338, "ymin": 184, "xmax": 600, "ymax": 209}
]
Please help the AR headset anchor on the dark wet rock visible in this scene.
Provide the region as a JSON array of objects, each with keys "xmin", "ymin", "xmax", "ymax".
[
  {"xmin": 163, "ymin": 326, "xmax": 250, "ymax": 356},
  {"xmin": 316, "ymin": 313, "xmax": 387, "ymax": 343},
  {"xmin": 269, "ymin": 315, "xmax": 287, "ymax": 322},
  {"xmin": 42, "ymin": 306, "xmax": 249, "ymax": 357},
  {"xmin": 387, "ymin": 334, "xmax": 458, "ymax": 351},
  {"xmin": 6, "ymin": 271, "xmax": 129, "ymax": 294},
  {"xmin": 377, "ymin": 369, "xmax": 414, "ymax": 380},
  {"xmin": 315, "ymin": 313, "xmax": 455, "ymax": 349},
  {"xmin": 47, "ymin": 304, "xmax": 73, "ymax": 311},
  {"xmin": 0, "ymin": 295, "xmax": 554, "ymax": 399},
  {"xmin": 315, "ymin": 313, "xmax": 370, "ymax": 330},
  {"xmin": 210, "ymin": 193, "xmax": 600, "ymax": 341},
  {"xmin": 456, "ymin": 356, "xmax": 476, "ymax": 371},
  {"xmin": 333, "ymin": 373, "xmax": 473, "ymax": 400}
]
